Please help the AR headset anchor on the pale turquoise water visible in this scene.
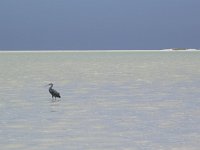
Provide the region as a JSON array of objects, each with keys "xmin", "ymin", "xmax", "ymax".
[{"xmin": 0, "ymin": 51, "xmax": 200, "ymax": 150}]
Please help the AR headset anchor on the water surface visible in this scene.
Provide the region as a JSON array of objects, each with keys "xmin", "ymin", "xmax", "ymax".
[{"xmin": 0, "ymin": 51, "xmax": 200, "ymax": 149}]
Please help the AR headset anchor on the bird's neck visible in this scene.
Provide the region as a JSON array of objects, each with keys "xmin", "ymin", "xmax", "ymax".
[{"xmin": 49, "ymin": 84, "xmax": 53, "ymax": 89}]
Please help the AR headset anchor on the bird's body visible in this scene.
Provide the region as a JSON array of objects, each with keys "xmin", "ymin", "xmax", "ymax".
[{"xmin": 48, "ymin": 83, "xmax": 61, "ymax": 100}]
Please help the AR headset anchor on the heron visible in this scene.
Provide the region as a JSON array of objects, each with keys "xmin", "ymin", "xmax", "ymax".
[{"xmin": 48, "ymin": 83, "xmax": 61, "ymax": 100}]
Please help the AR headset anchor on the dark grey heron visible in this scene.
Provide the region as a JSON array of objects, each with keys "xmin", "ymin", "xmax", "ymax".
[{"xmin": 48, "ymin": 83, "xmax": 61, "ymax": 100}]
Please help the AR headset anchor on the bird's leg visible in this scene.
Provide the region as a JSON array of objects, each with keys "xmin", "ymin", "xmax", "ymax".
[
  {"xmin": 52, "ymin": 96, "xmax": 56, "ymax": 102},
  {"xmin": 52, "ymin": 96, "xmax": 55, "ymax": 102}
]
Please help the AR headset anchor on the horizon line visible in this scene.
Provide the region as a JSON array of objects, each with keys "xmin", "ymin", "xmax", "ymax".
[{"xmin": 0, "ymin": 49, "xmax": 199, "ymax": 53}]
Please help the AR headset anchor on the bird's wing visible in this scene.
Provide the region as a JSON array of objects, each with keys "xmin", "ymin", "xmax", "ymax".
[{"xmin": 50, "ymin": 89, "xmax": 60, "ymax": 97}]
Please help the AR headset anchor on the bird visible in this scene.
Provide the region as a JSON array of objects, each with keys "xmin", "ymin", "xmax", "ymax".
[{"xmin": 48, "ymin": 83, "xmax": 61, "ymax": 100}]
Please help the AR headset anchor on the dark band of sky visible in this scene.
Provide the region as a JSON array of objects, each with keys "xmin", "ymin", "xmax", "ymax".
[{"xmin": 0, "ymin": 0, "xmax": 199, "ymax": 50}]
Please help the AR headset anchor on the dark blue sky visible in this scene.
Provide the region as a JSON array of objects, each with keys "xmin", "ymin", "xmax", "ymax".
[{"xmin": 0, "ymin": 0, "xmax": 199, "ymax": 50}]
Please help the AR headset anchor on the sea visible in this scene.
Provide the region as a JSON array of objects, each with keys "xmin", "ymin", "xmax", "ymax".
[{"xmin": 0, "ymin": 50, "xmax": 200, "ymax": 150}]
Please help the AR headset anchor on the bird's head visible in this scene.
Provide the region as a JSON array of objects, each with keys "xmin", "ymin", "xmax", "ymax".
[{"xmin": 49, "ymin": 83, "xmax": 53, "ymax": 86}]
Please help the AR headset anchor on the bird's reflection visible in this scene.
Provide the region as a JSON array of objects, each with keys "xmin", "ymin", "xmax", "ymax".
[{"xmin": 49, "ymin": 98, "xmax": 60, "ymax": 112}]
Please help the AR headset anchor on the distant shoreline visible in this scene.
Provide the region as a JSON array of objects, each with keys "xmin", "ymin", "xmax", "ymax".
[{"xmin": 0, "ymin": 49, "xmax": 199, "ymax": 53}]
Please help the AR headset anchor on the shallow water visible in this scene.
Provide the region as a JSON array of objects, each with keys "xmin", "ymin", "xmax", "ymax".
[{"xmin": 0, "ymin": 51, "xmax": 200, "ymax": 150}]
